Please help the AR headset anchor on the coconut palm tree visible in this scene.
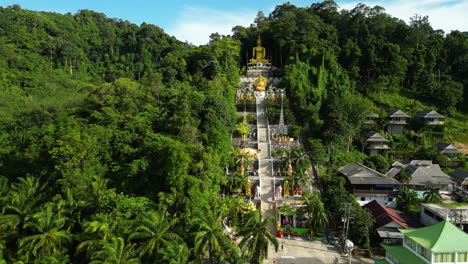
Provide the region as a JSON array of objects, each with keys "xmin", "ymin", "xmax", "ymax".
[
  {"xmin": 290, "ymin": 147, "xmax": 311, "ymax": 173},
  {"xmin": 396, "ymin": 187, "xmax": 419, "ymax": 211},
  {"xmin": 76, "ymin": 214, "xmax": 115, "ymax": 259},
  {"xmin": 237, "ymin": 211, "xmax": 278, "ymax": 264},
  {"xmin": 129, "ymin": 211, "xmax": 183, "ymax": 259},
  {"xmin": 89, "ymin": 237, "xmax": 139, "ymax": 264},
  {"xmin": 18, "ymin": 204, "xmax": 72, "ymax": 263},
  {"xmin": 423, "ymin": 186, "xmax": 442, "ymax": 203},
  {"xmin": 2, "ymin": 177, "xmax": 45, "ymax": 221},
  {"xmin": 298, "ymin": 192, "xmax": 329, "ymax": 237},
  {"xmin": 193, "ymin": 206, "xmax": 234, "ymax": 264},
  {"xmin": 54, "ymin": 188, "xmax": 89, "ymax": 232}
]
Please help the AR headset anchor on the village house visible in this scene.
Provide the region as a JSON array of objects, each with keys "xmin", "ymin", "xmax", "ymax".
[
  {"xmin": 364, "ymin": 131, "xmax": 390, "ymax": 156},
  {"xmin": 386, "ymin": 160, "xmax": 454, "ymax": 193},
  {"xmin": 338, "ymin": 162, "xmax": 400, "ymax": 207},
  {"xmin": 415, "ymin": 110, "xmax": 445, "ymax": 125},
  {"xmin": 364, "ymin": 200, "xmax": 419, "ymax": 245},
  {"xmin": 363, "ymin": 113, "xmax": 379, "ymax": 128},
  {"xmin": 387, "ymin": 110, "xmax": 410, "ymax": 135}
]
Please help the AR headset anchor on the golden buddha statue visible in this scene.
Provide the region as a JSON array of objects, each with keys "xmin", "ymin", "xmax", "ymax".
[
  {"xmin": 254, "ymin": 75, "xmax": 267, "ymax": 91},
  {"xmin": 250, "ymin": 36, "xmax": 269, "ymax": 63}
]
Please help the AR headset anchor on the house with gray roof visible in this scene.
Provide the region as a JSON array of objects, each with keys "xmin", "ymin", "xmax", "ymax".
[
  {"xmin": 436, "ymin": 142, "xmax": 464, "ymax": 167},
  {"xmin": 387, "ymin": 110, "xmax": 410, "ymax": 135},
  {"xmin": 436, "ymin": 142, "xmax": 463, "ymax": 154},
  {"xmin": 415, "ymin": 110, "xmax": 445, "ymax": 125},
  {"xmin": 449, "ymin": 169, "xmax": 468, "ymax": 191},
  {"xmin": 386, "ymin": 160, "xmax": 454, "ymax": 193},
  {"xmin": 363, "ymin": 113, "xmax": 378, "ymax": 128},
  {"xmin": 338, "ymin": 162, "xmax": 400, "ymax": 207},
  {"xmin": 364, "ymin": 131, "xmax": 390, "ymax": 156}
]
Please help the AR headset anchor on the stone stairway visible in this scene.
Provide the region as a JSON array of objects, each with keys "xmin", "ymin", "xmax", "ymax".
[{"xmin": 255, "ymin": 93, "xmax": 277, "ymax": 234}]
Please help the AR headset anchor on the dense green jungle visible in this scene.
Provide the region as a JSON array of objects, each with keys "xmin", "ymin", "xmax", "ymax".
[{"xmin": 0, "ymin": 1, "xmax": 466, "ymax": 263}]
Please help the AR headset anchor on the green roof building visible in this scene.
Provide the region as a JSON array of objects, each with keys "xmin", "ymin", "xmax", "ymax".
[{"xmin": 382, "ymin": 221, "xmax": 468, "ymax": 264}]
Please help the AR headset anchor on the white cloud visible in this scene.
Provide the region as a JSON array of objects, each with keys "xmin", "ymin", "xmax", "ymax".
[
  {"xmin": 167, "ymin": 6, "xmax": 258, "ymax": 46},
  {"xmin": 339, "ymin": 0, "xmax": 468, "ymax": 33}
]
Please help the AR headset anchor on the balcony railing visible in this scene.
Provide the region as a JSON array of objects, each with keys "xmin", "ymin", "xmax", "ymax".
[{"xmin": 367, "ymin": 144, "xmax": 390, "ymax": 150}]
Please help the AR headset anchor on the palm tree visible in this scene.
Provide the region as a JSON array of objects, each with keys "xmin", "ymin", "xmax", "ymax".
[
  {"xmin": 2, "ymin": 177, "xmax": 45, "ymax": 221},
  {"xmin": 220, "ymin": 196, "xmax": 245, "ymax": 226},
  {"xmin": 423, "ymin": 186, "xmax": 442, "ymax": 203},
  {"xmin": 396, "ymin": 187, "xmax": 419, "ymax": 211},
  {"xmin": 159, "ymin": 243, "xmax": 190, "ymax": 264},
  {"xmin": 298, "ymin": 192, "xmax": 329, "ymax": 237},
  {"xmin": 54, "ymin": 188, "xmax": 89, "ymax": 232},
  {"xmin": 18, "ymin": 204, "xmax": 72, "ymax": 263},
  {"xmin": 89, "ymin": 237, "xmax": 140, "ymax": 264},
  {"xmin": 193, "ymin": 206, "xmax": 234, "ymax": 264},
  {"xmin": 129, "ymin": 211, "xmax": 183, "ymax": 259},
  {"xmin": 76, "ymin": 215, "xmax": 115, "ymax": 259},
  {"xmin": 284, "ymin": 171, "xmax": 310, "ymax": 191},
  {"xmin": 237, "ymin": 211, "xmax": 278, "ymax": 264},
  {"xmin": 290, "ymin": 147, "xmax": 311, "ymax": 173}
]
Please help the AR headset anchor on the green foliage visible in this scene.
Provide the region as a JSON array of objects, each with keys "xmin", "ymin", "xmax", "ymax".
[
  {"xmin": 237, "ymin": 211, "xmax": 278, "ymax": 264},
  {"xmin": 364, "ymin": 154, "xmax": 389, "ymax": 173},
  {"xmin": 423, "ymin": 186, "xmax": 442, "ymax": 203},
  {"xmin": 297, "ymin": 192, "xmax": 329, "ymax": 236},
  {"xmin": 396, "ymin": 187, "xmax": 420, "ymax": 211}
]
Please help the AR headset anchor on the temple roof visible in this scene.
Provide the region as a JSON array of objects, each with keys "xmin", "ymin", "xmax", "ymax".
[{"xmin": 399, "ymin": 221, "xmax": 468, "ymax": 252}]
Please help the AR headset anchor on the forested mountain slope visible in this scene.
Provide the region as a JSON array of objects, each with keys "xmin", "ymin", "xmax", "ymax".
[{"xmin": 0, "ymin": 5, "xmax": 243, "ymax": 263}]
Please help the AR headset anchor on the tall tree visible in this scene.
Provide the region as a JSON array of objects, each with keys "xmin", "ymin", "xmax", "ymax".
[{"xmin": 237, "ymin": 211, "xmax": 278, "ymax": 264}]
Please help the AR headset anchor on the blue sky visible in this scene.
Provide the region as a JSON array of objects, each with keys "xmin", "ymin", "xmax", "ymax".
[{"xmin": 1, "ymin": 0, "xmax": 466, "ymax": 45}]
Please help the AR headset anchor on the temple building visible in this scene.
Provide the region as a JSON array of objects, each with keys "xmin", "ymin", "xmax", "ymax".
[{"xmin": 382, "ymin": 221, "xmax": 468, "ymax": 264}]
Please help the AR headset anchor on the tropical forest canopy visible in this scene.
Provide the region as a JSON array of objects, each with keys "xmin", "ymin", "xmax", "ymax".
[{"xmin": 0, "ymin": 1, "xmax": 467, "ymax": 263}]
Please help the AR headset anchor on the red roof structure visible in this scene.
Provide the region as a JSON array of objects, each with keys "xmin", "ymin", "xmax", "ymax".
[{"xmin": 363, "ymin": 200, "xmax": 419, "ymax": 229}]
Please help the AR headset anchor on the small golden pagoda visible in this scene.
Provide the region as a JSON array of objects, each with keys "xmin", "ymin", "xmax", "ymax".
[
  {"xmin": 250, "ymin": 36, "xmax": 269, "ymax": 63},
  {"xmin": 254, "ymin": 75, "xmax": 267, "ymax": 91}
]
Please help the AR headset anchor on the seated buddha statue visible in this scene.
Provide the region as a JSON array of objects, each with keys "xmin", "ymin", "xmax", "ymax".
[
  {"xmin": 250, "ymin": 36, "xmax": 269, "ymax": 63},
  {"xmin": 254, "ymin": 75, "xmax": 267, "ymax": 92}
]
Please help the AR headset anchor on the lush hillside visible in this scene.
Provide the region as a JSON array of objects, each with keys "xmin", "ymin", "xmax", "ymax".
[
  {"xmin": 0, "ymin": 1, "xmax": 467, "ymax": 262},
  {"xmin": 0, "ymin": 5, "xmax": 246, "ymax": 263}
]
